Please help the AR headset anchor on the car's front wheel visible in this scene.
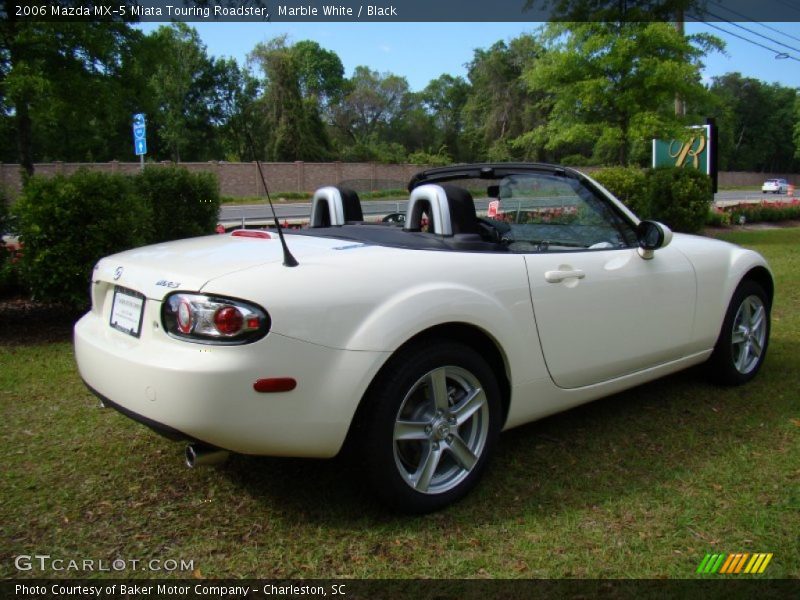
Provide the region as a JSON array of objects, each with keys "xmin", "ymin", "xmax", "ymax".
[
  {"xmin": 359, "ymin": 341, "xmax": 501, "ymax": 513},
  {"xmin": 707, "ymin": 280, "xmax": 771, "ymax": 385}
]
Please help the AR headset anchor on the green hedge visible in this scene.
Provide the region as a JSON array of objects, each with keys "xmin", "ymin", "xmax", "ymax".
[
  {"xmin": 592, "ymin": 166, "xmax": 713, "ymax": 233},
  {"xmin": 14, "ymin": 171, "xmax": 152, "ymax": 308},
  {"xmin": 590, "ymin": 166, "xmax": 648, "ymax": 217},
  {"xmin": 645, "ymin": 167, "xmax": 713, "ymax": 234},
  {"xmin": 138, "ymin": 166, "xmax": 220, "ymax": 243},
  {"xmin": 12, "ymin": 167, "xmax": 220, "ymax": 309}
]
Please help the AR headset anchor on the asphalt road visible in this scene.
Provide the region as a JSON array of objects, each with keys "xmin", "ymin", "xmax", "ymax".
[{"xmin": 218, "ymin": 190, "xmax": 794, "ymax": 227}]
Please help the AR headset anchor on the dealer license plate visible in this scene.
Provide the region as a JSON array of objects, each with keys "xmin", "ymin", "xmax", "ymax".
[{"xmin": 110, "ymin": 286, "xmax": 145, "ymax": 338}]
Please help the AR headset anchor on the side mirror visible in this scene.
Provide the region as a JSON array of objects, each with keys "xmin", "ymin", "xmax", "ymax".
[{"xmin": 636, "ymin": 220, "xmax": 673, "ymax": 260}]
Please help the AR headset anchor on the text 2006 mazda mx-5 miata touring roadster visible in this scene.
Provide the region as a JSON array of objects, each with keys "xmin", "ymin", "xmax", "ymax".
[{"xmin": 75, "ymin": 163, "xmax": 773, "ymax": 512}]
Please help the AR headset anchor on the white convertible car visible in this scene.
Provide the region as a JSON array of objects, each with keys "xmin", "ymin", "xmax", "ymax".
[{"xmin": 75, "ymin": 163, "xmax": 773, "ymax": 512}]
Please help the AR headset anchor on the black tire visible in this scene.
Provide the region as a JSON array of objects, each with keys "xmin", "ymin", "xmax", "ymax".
[
  {"xmin": 707, "ymin": 280, "xmax": 770, "ymax": 386},
  {"xmin": 358, "ymin": 341, "xmax": 502, "ymax": 513}
]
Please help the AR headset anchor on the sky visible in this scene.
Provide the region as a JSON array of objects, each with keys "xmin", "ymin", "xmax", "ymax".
[{"xmin": 137, "ymin": 20, "xmax": 800, "ymax": 91}]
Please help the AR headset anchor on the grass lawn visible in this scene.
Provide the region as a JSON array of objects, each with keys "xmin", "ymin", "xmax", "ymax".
[{"xmin": 1, "ymin": 228, "xmax": 798, "ymax": 580}]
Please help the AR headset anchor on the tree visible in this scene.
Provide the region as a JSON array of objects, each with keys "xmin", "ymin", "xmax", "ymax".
[
  {"xmin": 249, "ymin": 37, "xmax": 331, "ymax": 161},
  {"xmin": 333, "ymin": 66, "xmax": 410, "ymax": 143},
  {"xmin": 461, "ymin": 35, "xmax": 545, "ymax": 161},
  {"xmin": 146, "ymin": 24, "xmax": 213, "ymax": 162},
  {"xmin": 421, "ymin": 74, "xmax": 470, "ymax": 160},
  {"xmin": 0, "ymin": 8, "xmax": 134, "ymax": 173},
  {"xmin": 796, "ymin": 95, "xmax": 800, "ymax": 161},
  {"xmin": 213, "ymin": 58, "xmax": 263, "ymax": 161},
  {"xmin": 708, "ymin": 73, "xmax": 798, "ymax": 172},
  {"xmin": 524, "ymin": 22, "xmax": 722, "ymax": 165},
  {"xmin": 291, "ymin": 40, "xmax": 345, "ymax": 111}
]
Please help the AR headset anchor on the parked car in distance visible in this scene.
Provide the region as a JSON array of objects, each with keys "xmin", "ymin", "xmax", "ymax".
[
  {"xmin": 761, "ymin": 178, "xmax": 788, "ymax": 194},
  {"xmin": 1, "ymin": 215, "xmax": 21, "ymax": 252},
  {"xmin": 74, "ymin": 163, "xmax": 774, "ymax": 513},
  {"xmin": 381, "ymin": 212, "xmax": 406, "ymax": 224}
]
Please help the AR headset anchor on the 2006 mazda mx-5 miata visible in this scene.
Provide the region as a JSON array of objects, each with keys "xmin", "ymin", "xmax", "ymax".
[{"xmin": 75, "ymin": 163, "xmax": 773, "ymax": 512}]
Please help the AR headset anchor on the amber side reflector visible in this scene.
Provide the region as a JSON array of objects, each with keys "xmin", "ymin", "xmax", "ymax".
[
  {"xmin": 232, "ymin": 230, "xmax": 271, "ymax": 239},
  {"xmin": 253, "ymin": 378, "xmax": 297, "ymax": 393}
]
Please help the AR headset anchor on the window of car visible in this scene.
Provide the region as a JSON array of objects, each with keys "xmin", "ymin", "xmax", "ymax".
[{"xmin": 484, "ymin": 174, "xmax": 638, "ymax": 252}]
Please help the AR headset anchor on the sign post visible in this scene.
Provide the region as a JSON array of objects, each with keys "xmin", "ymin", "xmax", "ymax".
[{"xmin": 132, "ymin": 113, "xmax": 147, "ymax": 171}]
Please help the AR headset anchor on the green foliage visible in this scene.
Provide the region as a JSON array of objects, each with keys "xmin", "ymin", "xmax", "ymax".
[
  {"xmin": 338, "ymin": 137, "xmax": 408, "ymax": 164},
  {"xmin": 291, "ymin": 40, "xmax": 346, "ymax": 107},
  {"xmin": 421, "ymin": 75, "xmax": 470, "ymax": 161},
  {"xmin": 706, "ymin": 209, "xmax": 732, "ymax": 227},
  {"xmin": 1, "ymin": 21, "xmax": 136, "ymax": 171},
  {"xmin": 708, "ymin": 73, "xmax": 799, "ymax": 173},
  {"xmin": 11, "ymin": 166, "xmax": 219, "ymax": 307},
  {"xmin": 137, "ymin": 166, "xmax": 220, "ymax": 244},
  {"xmin": 462, "ymin": 36, "xmax": 545, "ymax": 161},
  {"xmin": 525, "ymin": 22, "xmax": 722, "ymax": 165},
  {"xmin": 331, "ymin": 65, "xmax": 411, "ymax": 149},
  {"xmin": 1, "ymin": 20, "xmax": 797, "ymax": 174},
  {"xmin": 250, "ymin": 37, "xmax": 332, "ymax": 161},
  {"xmin": 645, "ymin": 167, "xmax": 713, "ymax": 233},
  {"xmin": 407, "ymin": 149, "xmax": 453, "ymax": 167},
  {"xmin": 795, "ymin": 95, "xmax": 800, "ymax": 161},
  {"xmin": 590, "ymin": 166, "xmax": 649, "ymax": 217},
  {"xmin": 13, "ymin": 170, "xmax": 151, "ymax": 308}
]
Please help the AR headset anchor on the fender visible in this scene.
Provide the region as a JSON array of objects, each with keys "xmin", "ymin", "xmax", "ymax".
[
  {"xmin": 343, "ymin": 280, "xmax": 550, "ymax": 387},
  {"xmin": 673, "ymin": 234, "xmax": 773, "ymax": 349}
]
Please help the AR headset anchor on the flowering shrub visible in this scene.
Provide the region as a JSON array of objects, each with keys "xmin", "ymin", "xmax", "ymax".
[{"xmin": 708, "ymin": 199, "xmax": 800, "ymax": 226}]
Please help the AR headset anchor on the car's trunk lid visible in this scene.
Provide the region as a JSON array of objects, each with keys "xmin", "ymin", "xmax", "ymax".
[{"xmin": 92, "ymin": 232, "xmax": 350, "ymax": 300}]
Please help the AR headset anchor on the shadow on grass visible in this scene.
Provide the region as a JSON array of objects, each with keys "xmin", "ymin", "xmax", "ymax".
[{"xmin": 215, "ymin": 337, "xmax": 795, "ymax": 528}]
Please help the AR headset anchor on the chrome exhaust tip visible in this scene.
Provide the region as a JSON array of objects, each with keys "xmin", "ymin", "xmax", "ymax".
[{"xmin": 185, "ymin": 443, "xmax": 230, "ymax": 468}]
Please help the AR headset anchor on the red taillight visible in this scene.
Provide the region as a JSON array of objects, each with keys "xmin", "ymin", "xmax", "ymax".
[
  {"xmin": 163, "ymin": 293, "xmax": 269, "ymax": 344},
  {"xmin": 213, "ymin": 306, "xmax": 244, "ymax": 335},
  {"xmin": 253, "ymin": 378, "xmax": 297, "ymax": 393},
  {"xmin": 177, "ymin": 299, "xmax": 193, "ymax": 333}
]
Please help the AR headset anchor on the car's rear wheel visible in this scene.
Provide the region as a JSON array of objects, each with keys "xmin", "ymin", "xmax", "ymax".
[
  {"xmin": 707, "ymin": 280, "xmax": 770, "ymax": 385},
  {"xmin": 359, "ymin": 341, "xmax": 501, "ymax": 513}
]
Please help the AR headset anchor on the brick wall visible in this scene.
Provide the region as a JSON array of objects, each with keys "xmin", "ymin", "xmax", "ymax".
[
  {"xmin": 0, "ymin": 161, "xmax": 426, "ymax": 200},
  {"xmin": 1, "ymin": 160, "xmax": 797, "ymax": 200}
]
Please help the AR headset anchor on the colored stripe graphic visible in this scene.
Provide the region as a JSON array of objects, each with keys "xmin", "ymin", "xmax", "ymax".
[
  {"xmin": 697, "ymin": 553, "xmax": 773, "ymax": 575},
  {"xmin": 758, "ymin": 553, "xmax": 773, "ymax": 573},
  {"xmin": 719, "ymin": 554, "xmax": 736, "ymax": 574}
]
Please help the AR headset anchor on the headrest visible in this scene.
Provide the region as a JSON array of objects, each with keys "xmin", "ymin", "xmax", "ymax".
[
  {"xmin": 310, "ymin": 186, "xmax": 363, "ymax": 227},
  {"xmin": 404, "ymin": 184, "xmax": 479, "ymax": 236}
]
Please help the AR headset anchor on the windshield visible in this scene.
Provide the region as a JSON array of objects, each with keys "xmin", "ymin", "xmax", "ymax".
[{"xmin": 442, "ymin": 173, "xmax": 637, "ymax": 252}]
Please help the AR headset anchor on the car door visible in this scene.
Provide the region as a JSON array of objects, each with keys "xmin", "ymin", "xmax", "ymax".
[
  {"xmin": 499, "ymin": 173, "xmax": 697, "ymax": 389},
  {"xmin": 526, "ymin": 245, "xmax": 696, "ymax": 388}
]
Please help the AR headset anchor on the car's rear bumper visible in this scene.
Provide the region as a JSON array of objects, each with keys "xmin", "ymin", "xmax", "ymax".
[{"xmin": 74, "ymin": 309, "xmax": 388, "ymax": 457}]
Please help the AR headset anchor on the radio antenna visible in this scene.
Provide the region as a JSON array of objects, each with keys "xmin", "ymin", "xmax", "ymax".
[{"xmin": 245, "ymin": 130, "xmax": 298, "ymax": 268}]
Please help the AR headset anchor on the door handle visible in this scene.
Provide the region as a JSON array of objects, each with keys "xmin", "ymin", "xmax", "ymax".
[{"xmin": 545, "ymin": 269, "xmax": 586, "ymax": 283}]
